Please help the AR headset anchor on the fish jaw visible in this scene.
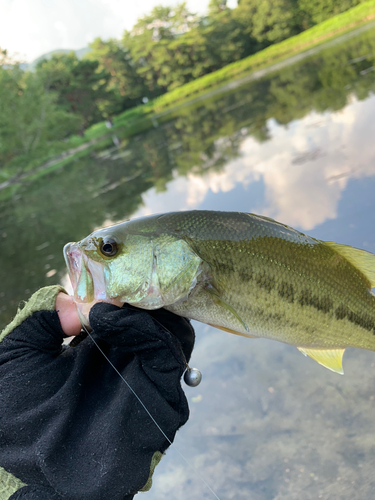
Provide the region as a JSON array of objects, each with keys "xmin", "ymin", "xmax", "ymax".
[
  {"xmin": 63, "ymin": 242, "xmax": 81, "ymax": 294},
  {"xmin": 64, "ymin": 242, "xmax": 118, "ymax": 325}
]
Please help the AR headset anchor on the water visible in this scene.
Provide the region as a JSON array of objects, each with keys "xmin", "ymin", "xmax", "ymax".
[{"xmin": 1, "ymin": 25, "xmax": 375, "ymax": 500}]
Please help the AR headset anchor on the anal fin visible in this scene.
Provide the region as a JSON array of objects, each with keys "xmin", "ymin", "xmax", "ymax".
[{"xmin": 297, "ymin": 347, "xmax": 345, "ymax": 375}]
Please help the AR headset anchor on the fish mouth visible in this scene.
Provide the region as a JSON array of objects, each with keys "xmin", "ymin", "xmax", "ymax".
[
  {"xmin": 64, "ymin": 242, "xmax": 95, "ymax": 299},
  {"xmin": 64, "ymin": 241, "xmax": 112, "ymax": 327},
  {"xmin": 63, "ymin": 242, "xmax": 82, "ymax": 293},
  {"xmin": 63, "ymin": 241, "xmax": 116, "ymax": 305}
]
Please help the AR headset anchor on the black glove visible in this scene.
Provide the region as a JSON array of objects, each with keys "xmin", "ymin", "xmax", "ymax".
[
  {"xmin": 0, "ymin": 287, "xmax": 195, "ymax": 500},
  {"xmin": 89, "ymin": 302, "xmax": 195, "ymax": 414}
]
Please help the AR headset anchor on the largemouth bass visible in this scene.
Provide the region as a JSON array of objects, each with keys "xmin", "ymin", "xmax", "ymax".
[{"xmin": 64, "ymin": 210, "xmax": 375, "ymax": 374}]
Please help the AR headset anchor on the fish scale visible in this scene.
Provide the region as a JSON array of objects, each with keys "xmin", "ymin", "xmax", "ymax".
[{"xmin": 64, "ymin": 210, "xmax": 375, "ymax": 374}]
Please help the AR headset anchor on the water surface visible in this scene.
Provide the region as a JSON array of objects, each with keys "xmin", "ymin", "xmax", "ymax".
[{"xmin": 1, "ymin": 25, "xmax": 375, "ymax": 500}]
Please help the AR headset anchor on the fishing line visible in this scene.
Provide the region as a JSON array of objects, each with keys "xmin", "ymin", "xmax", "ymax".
[{"xmin": 81, "ymin": 325, "xmax": 222, "ymax": 500}]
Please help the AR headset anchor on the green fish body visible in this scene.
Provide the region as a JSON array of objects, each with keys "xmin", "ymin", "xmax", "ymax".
[{"xmin": 64, "ymin": 211, "xmax": 375, "ymax": 373}]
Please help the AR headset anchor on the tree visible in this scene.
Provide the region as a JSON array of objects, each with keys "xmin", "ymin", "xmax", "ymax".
[
  {"xmin": 122, "ymin": 3, "xmax": 200, "ymax": 95},
  {"xmin": 199, "ymin": 8, "xmax": 255, "ymax": 71},
  {"xmin": 121, "ymin": 2, "xmax": 255, "ymax": 93},
  {"xmin": 297, "ymin": 0, "xmax": 364, "ymax": 26},
  {"xmin": 36, "ymin": 53, "xmax": 115, "ymax": 132},
  {"xmin": 234, "ymin": 0, "xmax": 303, "ymax": 48},
  {"xmin": 85, "ymin": 38, "xmax": 148, "ymax": 113},
  {"xmin": 0, "ymin": 66, "xmax": 80, "ymax": 168},
  {"xmin": 208, "ymin": 0, "xmax": 228, "ymax": 16},
  {"xmin": 0, "ymin": 48, "xmax": 16, "ymax": 66}
]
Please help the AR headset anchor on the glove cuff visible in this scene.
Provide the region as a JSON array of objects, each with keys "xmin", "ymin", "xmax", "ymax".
[
  {"xmin": 0, "ymin": 466, "xmax": 26, "ymax": 499},
  {"xmin": 0, "ymin": 286, "xmax": 67, "ymax": 343},
  {"xmin": 139, "ymin": 451, "xmax": 163, "ymax": 492}
]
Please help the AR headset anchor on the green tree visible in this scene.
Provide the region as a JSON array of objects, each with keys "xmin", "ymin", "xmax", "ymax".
[
  {"xmin": 36, "ymin": 53, "xmax": 115, "ymax": 132},
  {"xmin": 85, "ymin": 38, "xmax": 148, "ymax": 113},
  {"xmin": 208, "ymin": 0, "xmax": 228, "ymax": 16},
  {"xmin": 0, "ymin": 65, "xmax": 80, "ymax": 168},
  {"xmin": 234, "ymin": 0, "xmax": 303, "ymax": 47},
  {"xmin": 297, "ymin": 0, "xmax": 364, "ymax": 26},
  {"xmin": 122, "ymin": 3, "xmax": 200, "ymax": 95},
  {"xmin": 199, "ymin": 7, "xmax": 255, "ymax": 71},
  {"xmin": 122, "ymin": 2, "xmax": 254, "ymax": 93},
  {"xmin": 0, "ymin": 48, "xmax": 16, "ymax": 66}
]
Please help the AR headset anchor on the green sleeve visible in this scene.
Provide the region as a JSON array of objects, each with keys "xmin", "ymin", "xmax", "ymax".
[
  {"xmin": 139, "ymin": 451, "xmax": 163, "ymax": 492},
  {"xmin": 0, "ymin": 466, "xmax": 26, "ymax": 500},
  {"xmin": 0, "ymin": 285, "xmax": 67, "ymax": 343},
  {"xmin": 0, "ymin": 286, "xmax": 67, "ymax": 498}
]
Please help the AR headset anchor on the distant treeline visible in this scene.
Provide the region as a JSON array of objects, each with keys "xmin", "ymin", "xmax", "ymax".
[{"xmin": 0, "ymin": 0, "xmax": 369, "ymax": 171}]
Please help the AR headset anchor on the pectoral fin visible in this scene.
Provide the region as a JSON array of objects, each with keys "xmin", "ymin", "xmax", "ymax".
[
  {"xmin": 297, "ymin": 347, "xmax": 345, "ymax": 374},
  {"xmin": 206, "ymin": 286, "xmax": 249, "ymax": 332},
  {"xmin": 211, "ymin": 324, "xmax": 257, "ymax": 338}
]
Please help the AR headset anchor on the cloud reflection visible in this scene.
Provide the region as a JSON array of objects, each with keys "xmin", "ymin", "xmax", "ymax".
[{"xmin": 137, "ymin": 93, "xmax": 375, "ymax": 231}]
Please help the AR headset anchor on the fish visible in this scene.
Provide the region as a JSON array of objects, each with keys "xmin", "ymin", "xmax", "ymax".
[{"xmin": 64, "ymin": 210, "xmax": 375, "ymax": 374}]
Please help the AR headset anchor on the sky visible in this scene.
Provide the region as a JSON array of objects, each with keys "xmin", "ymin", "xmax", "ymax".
[
  {"xmin": 134, "ymin": 94, "xmax": 375, "ymax": 233},
  {"xmin": 0, "ymin": 0, "xmax": 235, "ymax": 63}
]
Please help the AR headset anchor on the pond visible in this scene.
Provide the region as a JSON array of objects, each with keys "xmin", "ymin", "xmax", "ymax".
[{"xmin": 1, "ymin": 23, "xmax": 375, "ymax": 500}]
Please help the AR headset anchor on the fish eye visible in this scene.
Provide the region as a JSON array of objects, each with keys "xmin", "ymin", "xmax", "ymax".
[{"xmin": 100, "ymin": 238, "xmax": 118, "ymax": 257}]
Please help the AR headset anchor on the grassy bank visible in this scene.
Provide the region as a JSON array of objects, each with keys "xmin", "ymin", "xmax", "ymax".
[
  {"xmin": 147, "ymin": 0, "xmax": 375, "ymax": 114},
  {"xmin": 112, "ymin": 0, "xmax": 375, "ymax": 130},
  {"xmin": 2, "ymin": 0, "xmax": 375, "ymax": 190}
]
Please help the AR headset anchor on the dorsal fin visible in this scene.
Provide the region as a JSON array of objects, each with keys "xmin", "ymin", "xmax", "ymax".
[{"xmin": 325, "ymin": 241, "xmax": 375, "ymax": 288}]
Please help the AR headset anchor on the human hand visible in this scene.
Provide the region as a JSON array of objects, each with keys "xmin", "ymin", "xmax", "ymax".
[
  {"xmin": 55, "ymin": 292, "xmax": 82, "ymax": 337},
  {"xmin": 0, "ymin": 286, "xmax": 195, "ymax": 500}
]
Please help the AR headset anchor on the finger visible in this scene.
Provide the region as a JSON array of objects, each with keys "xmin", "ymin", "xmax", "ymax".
[{"xmin": 55, "ymin": 293, "xmax": 82, "ymax": 336}]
